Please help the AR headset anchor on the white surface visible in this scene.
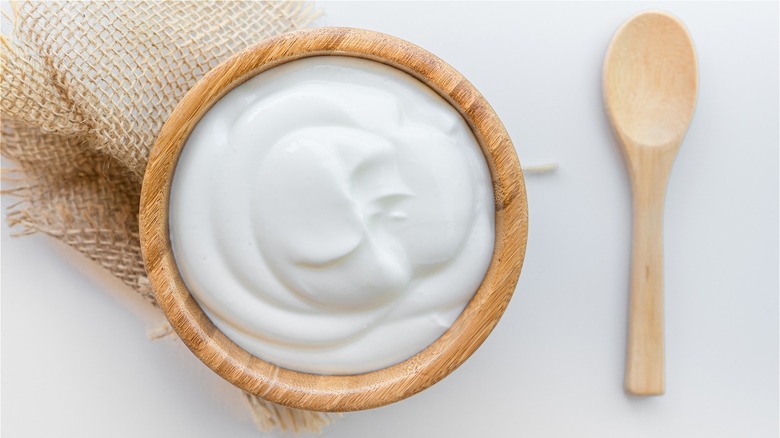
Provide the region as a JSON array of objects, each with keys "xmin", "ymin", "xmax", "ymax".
[{"xmin": 2, "ymin": 2, "xmax": 778, "ymax": 437}]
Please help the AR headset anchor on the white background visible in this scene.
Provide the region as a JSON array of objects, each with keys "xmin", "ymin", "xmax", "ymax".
[{"xmin": 2, "ymin": 2, "xmax": 778, "ymax": 437}]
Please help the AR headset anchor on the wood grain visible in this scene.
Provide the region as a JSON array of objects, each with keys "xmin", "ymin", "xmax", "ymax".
[
  {"xmin": 603, "ymin": 11, "xmax": 698, "ymax": 396},
  {"xmin": 139, "ymin": 27, "xmax": 527, "ymax": 412}
]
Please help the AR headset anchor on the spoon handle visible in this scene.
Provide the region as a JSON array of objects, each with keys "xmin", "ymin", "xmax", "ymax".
[{"xmin": 625, "ymin": 148, "xmax": 675, "ymax": 396}]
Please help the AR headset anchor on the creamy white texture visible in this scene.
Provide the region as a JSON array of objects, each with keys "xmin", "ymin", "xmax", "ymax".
[{"xmin": 169, "ymin": 56, "xmax": 494, "ymax": 374}]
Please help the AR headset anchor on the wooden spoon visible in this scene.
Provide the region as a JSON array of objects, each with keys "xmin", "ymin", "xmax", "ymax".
[{"xmin": 603, "ymin": 11, "xmax": 698, "ymax": 396}]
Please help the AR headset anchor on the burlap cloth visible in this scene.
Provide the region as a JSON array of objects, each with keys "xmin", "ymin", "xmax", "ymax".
[{"xmin": 0, "ymin": 1, "xmax": 339, "ymax": 433}]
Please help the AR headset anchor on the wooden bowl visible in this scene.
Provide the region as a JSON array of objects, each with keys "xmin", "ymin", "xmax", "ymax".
[{"xmin": 139, "ymin": 27, "xmax": 527, "ymax": 412}]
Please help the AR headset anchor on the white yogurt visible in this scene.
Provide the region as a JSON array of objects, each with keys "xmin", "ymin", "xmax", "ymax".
[{"xmin": 169, "ymin": 56, "xmax": 495, "ymax": 374}]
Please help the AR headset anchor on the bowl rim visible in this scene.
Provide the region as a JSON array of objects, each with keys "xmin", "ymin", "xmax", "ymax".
[{"xmin": 139, "ymin": 27, "xmax": 527, "ymax": 412}]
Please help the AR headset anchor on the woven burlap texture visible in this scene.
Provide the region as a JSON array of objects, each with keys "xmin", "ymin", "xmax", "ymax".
[{"xmin": 0, "ymin": 1, "xmax": 337, "ymax": 433}]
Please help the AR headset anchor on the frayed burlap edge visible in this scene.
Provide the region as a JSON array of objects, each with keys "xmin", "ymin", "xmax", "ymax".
[{"xmin": 1, "ymin": 1, "xmax": 339, "ymax": 434}]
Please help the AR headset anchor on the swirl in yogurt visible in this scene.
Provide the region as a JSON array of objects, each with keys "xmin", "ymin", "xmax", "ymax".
[{"xmin": 169, "ymin": 56, "xmax": 494, "ymax": 374}]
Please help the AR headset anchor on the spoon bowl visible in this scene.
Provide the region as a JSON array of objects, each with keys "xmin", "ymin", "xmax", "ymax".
[
  {"xmin": 603, "ymin": 10, "xmax": 698, "ymax": 396},
  {"xmin": 606, "ymin": 11, "xmax": 698, "ymax": 150}
]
